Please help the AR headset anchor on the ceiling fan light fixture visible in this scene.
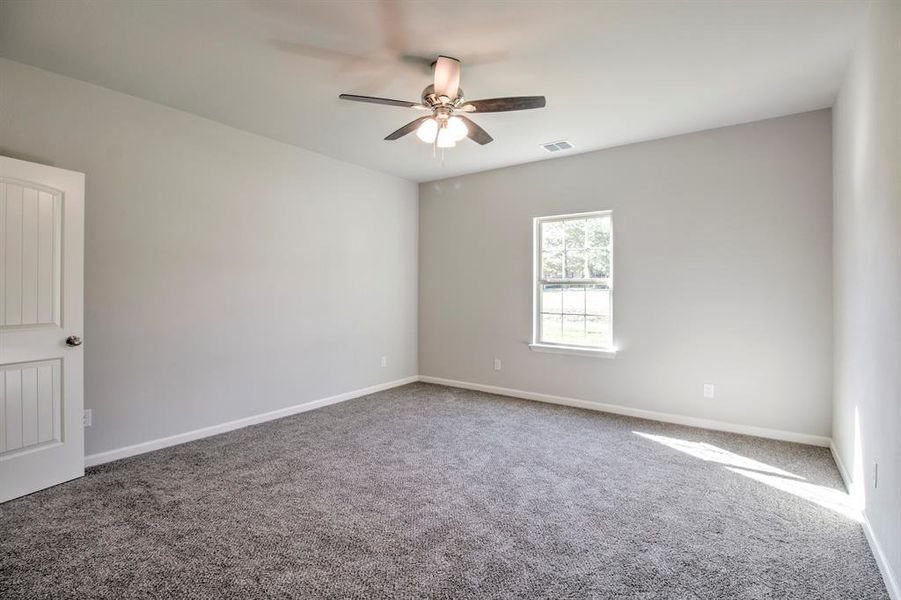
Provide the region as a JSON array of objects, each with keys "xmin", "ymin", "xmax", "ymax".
[
  {"xmin": 436, "ymin": 126, "xmax": 457, "ymax": 148},
  {"xmin": 416, "ymin": 118, "xmax": 439, "ymax": 143},
  {"xmin": 446, "ymin": 116, "xmax": 468, "ymax": 142},
  {"xmin": 338, "ymin": 54, "xmax": 546, "ymax": 153}
]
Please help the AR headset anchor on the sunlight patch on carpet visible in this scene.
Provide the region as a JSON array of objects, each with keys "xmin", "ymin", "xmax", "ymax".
[{"xmin": 634, "ymin": 431, "xmax": 862, "ymax": 522}]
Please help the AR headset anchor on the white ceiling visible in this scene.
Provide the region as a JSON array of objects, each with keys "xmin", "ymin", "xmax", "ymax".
[{"xmin": 0, "ymin": 0, "xmax": 866, "ymax": 182}]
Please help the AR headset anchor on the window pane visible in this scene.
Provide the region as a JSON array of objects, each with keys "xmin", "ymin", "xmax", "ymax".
[
  {"xmin": 564, "ymin": 219, "xmax": 586, "ymax": 249},
  {"xmin": 541, "ymin": 285, "xmax": 563, "ymax": 313},
  {"xmin": 562, "ymin": 286, "xmax": 585, "ymax": 314},
  {"xmin": 541, "ymin": 221, "xmax": 563, "ymax": 249},
  {"xmin": 586, "ymin": 287, "xmax": 610, "ymax": 316},
  {"xmin": 542, "ymin": 251, "xmax": 563, "ymax": 279},
  {"xmin": 586, "ymin": 315, "xmax": 611, "ymax": 347},
  {"xmin": 536, "ymin": 212, "xmax": 612, "ymax": 349},
  {"xmin": 565, "ymin": 250, "xmax": 585, "ymax": 278},
  {"xmin": 587, "ymin": 216, "xmax": 610, "ymax": 248},
  {"xmin": 562, "ymin": 315, "xmax": 586, "ymax": 345},
  {"xmin": 588, "ymin": 248, "xmax": 610, "ymax": 278},
  {"xmin": 541, "ymin": 314, "xmax": 563, "ymax": 343}
]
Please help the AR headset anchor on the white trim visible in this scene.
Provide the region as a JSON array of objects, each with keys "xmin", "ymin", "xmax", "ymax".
[
  {"xmin": 831, "ymin": 443, "xmax": 900, "ymax": 600},
  {"xmin": 861, "ymin": 513, "xmax": 900, "ymax": 600},
  {"xmin": 830, "ymin": 441, "xmax": 854, "ymax": 490},
  {"xmin": 529, "ymin": 343, "xmax": 617, "ymax": 358},
  {"xmin": 536, "ymin": 209, "xmax": 612, "ymax": 222},
  {"xmin": 84, "ymin": 376, "xmax": 419, "ymax": 468},
  {"xmin": 533, "ymin": 210, "xmax": 614, "ymax": 350},
  {"xmin": 418, "ymin": 375, "xmax": 831, "ymax": 447}
]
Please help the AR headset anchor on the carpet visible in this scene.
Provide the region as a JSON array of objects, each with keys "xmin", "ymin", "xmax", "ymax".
[{"xmin": 0, "ymin": 383, "xmax": 888, "ymax": 598}]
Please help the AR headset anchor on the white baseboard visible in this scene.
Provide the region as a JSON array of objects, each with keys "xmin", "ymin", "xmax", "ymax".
[
  {"xmin": 830, "ymin": 442, "xmax": 899, "ymax": 600},
  {"xmin": 830, "ymin": 441, "xmax": 854, "ymax": 491},
  {"xmin": 84, "ymin": 376, "xmax": 419, "ymax": 468},
  {"xmin": 418, "ymin": 375, "xmax": 831, "ymax": 447},
  {"xmin": 862, "ymin": 515, "xmax": 901, "ymax": 600}
]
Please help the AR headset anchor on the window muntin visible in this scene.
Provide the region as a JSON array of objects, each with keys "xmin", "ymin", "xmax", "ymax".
[{"xmin": 535, "ymin": 211, "xmax": 612, "ymax": 349}]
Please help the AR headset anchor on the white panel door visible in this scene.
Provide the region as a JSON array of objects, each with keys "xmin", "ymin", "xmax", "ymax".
[{"xmin": 0, "ymin": 156, "xmax": 84, "ymax": 503}]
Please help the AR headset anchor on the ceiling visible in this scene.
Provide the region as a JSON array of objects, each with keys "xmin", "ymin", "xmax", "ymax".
[{"xmin": 0, "ymin": 0, "xmax": 867, "ymax": 182}]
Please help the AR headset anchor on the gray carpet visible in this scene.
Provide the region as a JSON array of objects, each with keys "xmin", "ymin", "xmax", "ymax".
[{"xmin": 0, "ymin": 383, "xmax": 888, "ymax": 599}]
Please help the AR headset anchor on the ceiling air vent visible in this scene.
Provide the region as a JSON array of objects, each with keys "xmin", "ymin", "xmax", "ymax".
[{"xmin": 541, "ymin": 140, "xmax": 574, "ymax": 153}]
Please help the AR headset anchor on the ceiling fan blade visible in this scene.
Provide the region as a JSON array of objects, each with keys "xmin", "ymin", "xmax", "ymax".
[
  {"xmin": 433, "ymin": 55, "xmax": 461, "ymax": 100},
  {"xmin": 385, "ymin": 116, "xmax": 431, "ymax": 140},
  {"xmin": 458, "ymin": 116, "xmax": 493, "ymax": 145},
  {"xmin": 339, "ymin": 94, "xmax": 421, "ymax": 108},
  {"xmin": 461, "ymin": 96, "xmax": 546, "ymax": 113}
]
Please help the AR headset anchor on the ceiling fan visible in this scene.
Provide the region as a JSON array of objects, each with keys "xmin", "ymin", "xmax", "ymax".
[{"xmin": 338, "ymin": 56, "xmax": 546, "ymax": 149}]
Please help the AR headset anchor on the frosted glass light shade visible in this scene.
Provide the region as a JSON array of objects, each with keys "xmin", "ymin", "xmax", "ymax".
[
  {"xmin": 446, "ymin": 116, "xmax": 468, "ymax": 141},
  {"xmin": 416, "ymin": 118, "xmax": 438, "ymax": 143},
  {"xmin": 436, "ymin": 126, "xmax": 456, "ymax": 148}
]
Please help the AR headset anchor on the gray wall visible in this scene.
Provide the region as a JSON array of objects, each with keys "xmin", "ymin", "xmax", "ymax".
[
  {"xmin": 420, "ymin": 110, "xmax": 833, "ymax": 437},
  {"xmin": 832, "ymin": 0, "xmax": 900, "ymax": 593},
  {"xmin": 0, "ymin": 59, "xmax": 419, "ymax": 456}
]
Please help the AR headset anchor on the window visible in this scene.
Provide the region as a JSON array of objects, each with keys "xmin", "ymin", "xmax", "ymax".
[{"xmin": 532, "ymin": 211, "xmax": 614, "ymax": 355}]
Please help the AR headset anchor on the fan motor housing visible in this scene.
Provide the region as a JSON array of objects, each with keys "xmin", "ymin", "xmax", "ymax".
[{"xmin": 421, "ymin": 84, "xmax": 465, "ymax": 109}]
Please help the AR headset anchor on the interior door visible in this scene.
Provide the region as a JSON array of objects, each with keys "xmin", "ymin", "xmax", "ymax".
[{"xmin": 0, "ymin": 156, "xmax": 84, "ymax": 503}]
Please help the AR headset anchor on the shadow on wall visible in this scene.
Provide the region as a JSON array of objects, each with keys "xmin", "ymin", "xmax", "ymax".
[
  {"xmin": 0, "ymin": 148, "xmax": 56, "ymax": 167},
  {"xmin": 850, "ymin": 405, "xmax": 866, "ymax": 514}
]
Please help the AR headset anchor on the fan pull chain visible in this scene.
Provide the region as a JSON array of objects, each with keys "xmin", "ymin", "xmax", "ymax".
[{"xmin": 437, "ymin": 122, "xmax": 446, "ymax": 166}]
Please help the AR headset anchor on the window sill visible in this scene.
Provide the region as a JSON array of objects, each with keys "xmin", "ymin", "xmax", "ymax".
[{"xmin": 528, "ymin": 343, "xmax": 617, "ymax": 359}]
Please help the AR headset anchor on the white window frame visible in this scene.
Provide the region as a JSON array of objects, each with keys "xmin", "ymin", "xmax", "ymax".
[{"xmin": 530, "ymin": 210, "xmax": 616, "ymax": 358}]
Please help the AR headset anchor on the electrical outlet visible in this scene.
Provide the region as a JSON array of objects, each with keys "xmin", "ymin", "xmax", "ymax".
[
  {"xmin": 703, "ymin": 384, "xmax": 715, "ymax": 399},
  {"xmin": 874, "ymin": 461, "xmax": 878, "ymax": 489},
  {"xmin": 494, "ymin": 358, "xmax": 502, "ymax": 371},
  {"xmin": 83, "ymin": 409, "xmax": 92, "ymax": 427},
  {"xmin": 380, "ymin": 356, "xmax": 388, "ymax": 368}
]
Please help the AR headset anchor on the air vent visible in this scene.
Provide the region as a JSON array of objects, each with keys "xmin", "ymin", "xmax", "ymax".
[{"xmin": 541, "ymin": 140, "xmax": 574, "ymax": 153}]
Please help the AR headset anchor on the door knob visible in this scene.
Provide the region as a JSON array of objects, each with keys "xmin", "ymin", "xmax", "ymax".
[{"xmin": 65, "ymin": 335, "xmax": 83, "ymax": 347}]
